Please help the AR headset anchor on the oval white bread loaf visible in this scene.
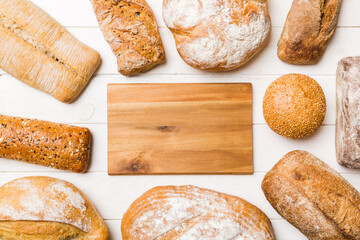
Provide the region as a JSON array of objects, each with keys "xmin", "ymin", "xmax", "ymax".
[
  {"xmin": 162, "ymin": 0, "xmax": 271, "ymax": 72},
  {"xmin": 121, "ymin": 185, "xmax": 275, "ymax": 239},
  {"xmin": 262, "ymin": 150, "xmax": 360, "ymax": 239},
  {"xmin": 0, "ymin": 176, "xmax": 108, "ymax": 239},
  {"xmin": 0, "ymin": 0, "xmax": 101, "ymax": 103}
]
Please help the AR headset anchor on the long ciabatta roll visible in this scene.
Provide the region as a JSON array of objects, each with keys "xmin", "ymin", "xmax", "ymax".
[
  {"xmin": 336, "ymin": 56, "xmax": 360, "ymax": 168},
  {"xmin": 0, "ymin": 0, "xmax": 101, "ymax": 103},
  {"xmin": 89, "ymin": 0, "xmax": 165, "ymax": 76},
  {"xmin": 0, "ymin": 176, "xmax": 108, "ymax": 239},
  {"xmin": 0, "ymin": 114, "xmax": 91, "ymax": 173},
  {"xmin": 121, "ymin": 185, "xmax": 275, "ymax": 239},
  {"xmin": 262, "ymin": 150, "xmax": 360, "ymax": 239}
]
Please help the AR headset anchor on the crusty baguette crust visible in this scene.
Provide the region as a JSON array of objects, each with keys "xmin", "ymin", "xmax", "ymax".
[
  {"xmin": 0, "ymin": 176, "xmax": 108, "ymax": 239},
  {"xmin": 89, "ymin": 0, "xmax": 165, "ymax": 76},
  {"xmin": 262, "ymin": 150, "xmax": 360, "ymax": 239},
  {"xmin": 277, "ymin": 0, "xmax": 342, "ymax": 65},
  {"xmin": 0, "ymin": 0, "xmax": 101, "ymax": 103},
  {"xmin": 122, "ymin": 185, "xmax": 275, "ymax": 239},
  {"xmin": 336, "ymin": 56, "xmax": 360, "ymax": 169},
  {"xmin": 0, "ymin": 114, "xmax": 91, "ymax": 173}
]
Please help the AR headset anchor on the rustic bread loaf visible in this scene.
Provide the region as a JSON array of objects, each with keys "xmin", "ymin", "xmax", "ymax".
[
  {"xmin": 262, "ymin": 150, "xmax": 360, "ymax": 240},
  {"xmin": 0, "ymin": 114, "xmax": 91, "ymax": 173},
  {"xmin": 162, "ymin": 0, "xmax": 271, "ymax": 71},
  {"xmin": 0, "ymin": 176, "xmax": 108, "ymax": 239},
  {"xmin": 122, "ymin": 185, "xmax": 275, "ymax": 239},
  {"xmin": 89, "ymin": 0, "xmax": 165, "ymax": 76},
  {"xmin": 0, "ymin": 0, "xmax": 101, "ymax": 103},
  {"xmin": 277, "ymin": 0, "xmax": 342, "ymax": 64},
  {"xmin": 336, "ymin": 56, "xmax": 360, "ymax": 168},
  {"xmin": 263, "ymin": 74, "xmax": 326, "ymax": 139}
]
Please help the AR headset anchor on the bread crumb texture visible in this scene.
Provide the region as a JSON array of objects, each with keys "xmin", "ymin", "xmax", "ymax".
[
  {"xmin": 163, "ymin": 0, "xmax": 271, "ymax": 71},
  {"xmin": 263, "ymin": 73, "xmax": 326, "ymax": 139},
  {"xmin": 0, "ymin": 176, "xmax": 108, "ymax": 239},
  {"xmin": 121, "ymin": 185, "xmax": 275, "ymax": 239}
]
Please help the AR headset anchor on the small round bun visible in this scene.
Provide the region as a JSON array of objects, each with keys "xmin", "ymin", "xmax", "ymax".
[{"xmin": 263, "ymin": 73, "xmax": 326, "ymax": 139}]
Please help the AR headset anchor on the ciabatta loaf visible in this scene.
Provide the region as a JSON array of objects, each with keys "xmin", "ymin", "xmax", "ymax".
[
  {"xmin": 0, "ymin": 114, "xmax": 91, "ymax": 173},
  {"xmin": 262, "ymin": 150, "xmax": 360, "ymax": 239},
  {"xmin": 0, "ymin": 0, "xmax": 101, "ymax": 103},
  {"xmin": 122, "ymin": 185, "xmax": 275, "ymax": 239},
  {"xmin": 89, "ymin": 0, "xmax": 165, "ymax": 76},
  {"xmin": 0, "ymin": 176, "xmax": 108, "ymax": 239},
  {"xmin": 336, "ymin": 56, "xmax": 360, "ymax": 168},
  {"xmin": 163, "ymin": 0, "xmax": 271, "ymax": 71},
  {"xmin": 277, "ymin": 0, "xmax": 342, "ymax": 64}
]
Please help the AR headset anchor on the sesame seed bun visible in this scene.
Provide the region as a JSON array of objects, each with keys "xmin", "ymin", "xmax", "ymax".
[{"xmin": 263, "ymin": 73, "xmax": 326, "ymax": 139}]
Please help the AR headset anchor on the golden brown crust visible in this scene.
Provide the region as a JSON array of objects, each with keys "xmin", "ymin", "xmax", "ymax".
[
  {"xmin": 263, "ymin": 73, "xmax": 326, "ymax": 139},
  {"xmin": 0, "ymin": 176, "xmax": 108, "ymax": 240},
  {"xmin": 262, "ymin": 150, "xmax": 360, "ymax": 240},
  {"xmin": 122, "ymin": 185, "xmax": 275, "ymax": 239},
  {"xmin": 0, "ymin": 0, "xmax": 101, "ymax": 103},
  {"xmin": 0, "ymin": 115, "xmax": 91, "ymax": 173},
  {"xmin": 277, "ymin": 0, "xmax": 342, "ymax": 65},
  {"xmin": 89, "ymin": 0, "xmax": 165, "ymax": 76}
]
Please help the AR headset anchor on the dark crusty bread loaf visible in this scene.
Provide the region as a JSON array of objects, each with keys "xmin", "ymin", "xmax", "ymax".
[
  {"xmin": 262, "ymin": 150, "xmax": 360, "ymax": 240},
  {"xmin": 336, "ymin": 56, "xmax": 360, "ymax": 169},
  {"xmin": 0, "ymin": 115, "xmax": 91, "ymax": 173},
  {"xmin": 89, "ymin": 0, "xmax": 165, "ymax": 76},
  {"xmin": 277, "ymin": 0, "xmax": 342, "ymax": 64}
]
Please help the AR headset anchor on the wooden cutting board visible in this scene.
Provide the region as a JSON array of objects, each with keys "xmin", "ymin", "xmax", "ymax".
[{"xmin": 107, "ymin": 83, "xmax": 253, "ymax": 175}]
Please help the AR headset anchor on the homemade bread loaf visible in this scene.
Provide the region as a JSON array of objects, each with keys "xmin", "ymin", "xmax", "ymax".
[
  {"xmin": 336, "ymin": 56, "xmax": 360, "ymax": 168},
  {"xmin": 277, "ymin": 0, "xmax": 342, "ymax": 64},
  {"xmin": 262, "ymin": 150, "xmax": 360, "ymax": 240},
  {"xmin": 89, "ymin": 0, "xmax": 165, "ymax": 76},
  {"xmin": 122, "ymin": 185, "xmax": 275, "ymax": 239},
  {"xmin": 0, "ymin": 176, "xmax": 108, "ymax": 239},
  {"xmin": 0, "ymin": 0, "xmax": 101, "ymax": 103},
  {"xmin": 162, "ymin": 0, "xmax": 271, "ymax": 71},
  {"xmin": 263, "ymin": 74, "xmax": 326, "ymax": 139},
  {"xmin": 0, "ymin": 114, "xmax": 91, "ymax": 173}
]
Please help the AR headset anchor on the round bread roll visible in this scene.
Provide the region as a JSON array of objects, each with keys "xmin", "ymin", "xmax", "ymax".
[
  {"xmin": 162, "ymin": 0, "xmax": 271, "ymax": 71},
  {"xmin": 121, "ymin": 185, "xmax": 275, "ymax": 239},
  {"xmin": 263, "ymin": 73, "xmax": 326, "ymax": 139},
  {"xmin": 0, "ymin": 176, "xmax": 108, "ymax": 240}
]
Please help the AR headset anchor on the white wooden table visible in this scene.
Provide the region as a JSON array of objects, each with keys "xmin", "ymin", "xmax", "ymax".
[{"xmin": 0, "ymin": 0, "xmax": 359, "ymax": 239}]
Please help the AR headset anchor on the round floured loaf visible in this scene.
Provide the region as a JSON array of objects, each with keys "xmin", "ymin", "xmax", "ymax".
[
  {"xmin": 0, "ymin": 176, "xmax": 108, "ymax": 240},
  {"xmin": 121, "ymin": 185, "xmax": 275, "ymax": 239},
  {"xmin": 162, "ymin": 0, "xmax": 271, "ymax": 71}
]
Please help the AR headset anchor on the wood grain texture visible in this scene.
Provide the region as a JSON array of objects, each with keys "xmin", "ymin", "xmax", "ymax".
[{"xmin": 108, "ymin": 83, "xmax": 253, "ymax": 175}]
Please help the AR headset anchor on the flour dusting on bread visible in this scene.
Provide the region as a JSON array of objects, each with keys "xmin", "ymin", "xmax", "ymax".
[
  {"xmin": 122, "ymin": 185, "xmax": 275, "ymax": 239},
  {"xmin": 0, "ymin": 177, "xmax": 91, "ymax": 232},
  {"xmin": 163, "ymin": 0, "xmax": 271, "ymax": 71}
]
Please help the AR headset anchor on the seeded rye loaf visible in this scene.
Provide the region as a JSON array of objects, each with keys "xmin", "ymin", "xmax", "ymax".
[
  {"xmin": 89, "ymin": 0, "xmax": 165, "ymax": 76},
  {"xmin": 262, "ymin": 150, "xmax": 360, "ymax": 239},
  {"xmin": 336, "ymin": 56, "xmax": 360, "ymax": 168},
  {"xmin": 277, "ymin": 0, "xmax": 342, "ymax": 64},
  {"xmin": 0, "ymin": 0, "xmax": 101, "ymax": 103},
  {"xmin": 0, "ymin": 115, "xmax": 91, "ymax": 173}
]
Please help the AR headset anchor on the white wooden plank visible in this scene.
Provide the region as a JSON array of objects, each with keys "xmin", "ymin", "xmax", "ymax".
[
  {"xmin": 0, "ymin": 74, "xmax": 334, "ymax": 125},
  {"xmin": 29, "ymin": 0, "xmax": 360, "ymax": 27}
]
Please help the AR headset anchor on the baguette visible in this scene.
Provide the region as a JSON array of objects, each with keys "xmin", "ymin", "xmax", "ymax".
[
  {"xmin": 0, "ymin": 114, "xmax": 91, "ymax": 173},
  {"xmin": 277, "ymin": 0, "xmax": 342, "ymax": 64},
  {"xmin": 122, "ymin": 185, "xmax": 275, "ymax": 239},
  {"xmin": 336, "ymin": 56, "xmax": 360, "ymax": 168},
  {"xmin": 262, "ymin": 150, "xmax": 360, "ymax": 239},
  {"xmin": 0, "ymin": 0, "xmax": 101, "ymax": 103},
  {"xmin": 89, "ymin": 0, "xmax": 165, "ymax": 76},
  {"xmin": 0, "ymin": 176, "xmax": 108, "ymax": 239}
]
